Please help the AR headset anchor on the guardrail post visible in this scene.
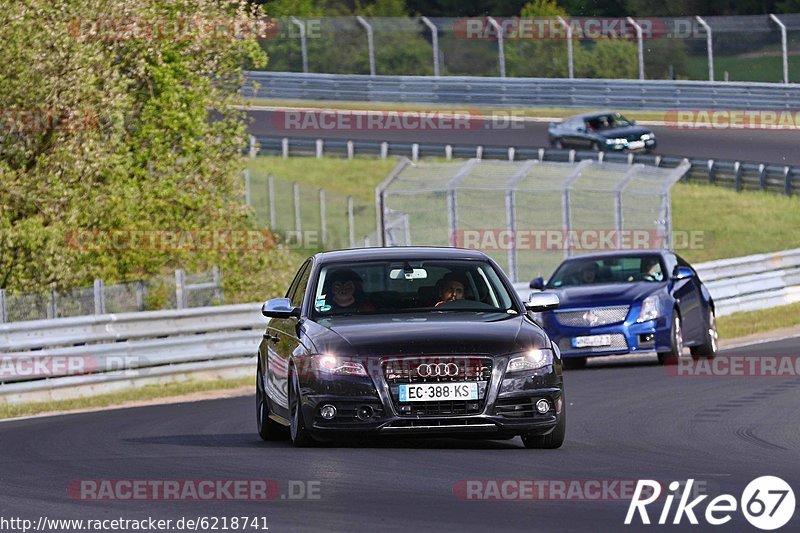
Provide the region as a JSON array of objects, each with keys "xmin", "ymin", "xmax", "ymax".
[
  {"xmin": 734, "ymin": 161, "xmax": 742, "ymax": 191},
  {"xmin": 281, "ymin": 137, "xmax": 289, "ymax": 159},
  {"xmin": 770, "ymin": 14, "xmax": 789, "ymax": 84},
  {"xmin": 243, "ymin": 169, "xmax": 251, "ymax": 206},
  {"xmin": 347, "ymin": 196, "xmax": 355, "ymax": 248},
  {"xmin": 508, "ymin": 147, "xmax": 515, "ymax": 161},
  {"xmin": 356, "ymin": 16, "xmax": 376, "ymax": 76},
  {"xmin": 175, "ymin": 270, "xmax": 186, "ymax": 310},
  {"xmin": 445, "ymin": 145, "xmax": 452, "ymax": 160},
  {"xmin": 411, "ymin": 143, "xmax": 419, "ymax": 162},
  {"xmin": 0, "ymin": 289, "xmax": 7, "ymax": 323},
  {"xmin": 568, "ymin": 149, "xmax": 575, "ymax": 164},
  {"xmin": 758, "ymin": 164, "xmax": 767, "ymax": 191},
  {"xmin": 696, "ymin": 16, "xmax": 714, "ymax": 81},
  {"xmin": 627, "ymin": 153, "xmax": 634, "ymax": 165},
  {"xmin": 319, "ymin": 188, "xmax": 327, "ymax": 248},
  {"xmin": 212, "ymin": 266, "xmax": 223, "ymax": 304},
  {"xmin": 48, "ymin": 283, "xmax": 58, "ymax": 319},
  {"xmin": 380, "ymin": 142, "xmax": 388, "ymax": 159},
  {"xmin": 627, "ymin": 17, "xmax": 645, "ymax": 80},
  {"xmin": 421, "ymin": 16, "xmax": 440, "ymax": 77},
  {"xmin": 290, "ymin": 17, "xmax": 308, "ymax": 73},
  {"xmin": 346, "ymin": 140, "xmax": 354, "ymax": 160},
  {"xmin": 293, "ymin": 182, "xmax": 302, "ymax": 232},
  {"xmin": 487, "ymin": 17, "xmax": 506, "ymax": 77},
  {"xmin": 707, "ymin": 159, "xmax": 716, "ymax": 184},
  {"xmin": 249, "ymin": 135, "xmax": 257, "ymax": 158},
  {"xmin": 93, "ymin": 278, "xmax": 105, "ymax": 315},
  {"xmin": 557, "ymin": 16, "xmax": 574, "ymax": 78},
  {"xmin": 784, "ymin": 166, "xmax": 792, "ymax": 196},
  {"xmin": 654, "ymin": 155, "xmax": 662, "ymax": 167},
  {"xmin": 268, "ymin": 174, "xmax": 276, "ymax": 229},
  {"xmin": 136, "ymin": 281, "xmax": 146, "ymax": 311},
  {"xmin": 315, "ymin": 139, "xmax": 323, "ymax": 158},
  {"xmin": 476, "ymin": 146, "xmax": 483, "ymax": 160},
  {"xmin": 538, "ymin": 148, "xmax": 545, "ymax": 161},
  {"xmin": 597, "ymin": 151, "xmax": 604, "ymax": 164}
]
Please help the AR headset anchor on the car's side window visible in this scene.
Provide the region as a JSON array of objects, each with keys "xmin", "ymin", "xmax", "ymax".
[{"xmin": 288, "ymin": 260, "xmax": 313, "ymax": 308}]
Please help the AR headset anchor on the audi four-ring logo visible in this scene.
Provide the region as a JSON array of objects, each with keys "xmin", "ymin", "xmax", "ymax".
[{"xmin": 416, "ymin": 363, "xmax": 459, "ymax": 377}]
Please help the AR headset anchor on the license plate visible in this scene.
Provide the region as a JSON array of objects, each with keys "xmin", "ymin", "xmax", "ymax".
[
  {"xmin": 572, "ymin": 334, "xmax": 612, "ymax": 348},
  {"xmin": 628, "ymin": 140, "xmax": 645, "ymax": 149},
  {"xmin": 398, "ymin": 382, "xmax": 479, "ymax": 402}
]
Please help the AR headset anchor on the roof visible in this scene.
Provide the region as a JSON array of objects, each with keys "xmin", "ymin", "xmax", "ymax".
[{"xmin": 315, "ymin": 246, "xmax": 490, "ymax": 264}]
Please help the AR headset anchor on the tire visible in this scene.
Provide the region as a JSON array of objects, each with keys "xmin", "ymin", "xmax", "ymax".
[
  {"xmin": 256, "ymin": 361, "xmax": 288, "ymax": 441},
  {"xmin": 289, "ymin": 368, "xmax": 315, "ymax": 447},
  {"xmin": 657, "ymin": 310, "xmax": 684, "ymax": 365},
  {"xmin": 563, "ymin": 357, "xmax": 587, "ymax": 370},
  {"xmin": 690, "ymin": 308, "xmax": 718, "ymax": 359},
  {"xmin": 522, "ymin": 398, "xmax": 566, "ymax": 449}
]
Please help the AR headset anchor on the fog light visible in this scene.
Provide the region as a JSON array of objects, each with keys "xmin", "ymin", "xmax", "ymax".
[
  {"xmin": 356, "ymin": 405, "xmax": 374, "ymax": 421},
  {"xmin": 320, "ymin": 404, "xmax": 337, "ymax": 420},
  {"xmin": 536, "ymin": 399, "xmax": 550, "ymax": 414}
]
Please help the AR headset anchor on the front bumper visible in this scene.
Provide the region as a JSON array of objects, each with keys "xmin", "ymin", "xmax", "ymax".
[
  {"xmin": 296, "ymin": 355, "xmax": 563, "ymax": 440},
  {"xmin": 604, "ymin": 138, "xmax": 656, "ymax": 152},
  {"xmin": 544, "ymin": 311, "xmax": 672, "ymax": 358}
]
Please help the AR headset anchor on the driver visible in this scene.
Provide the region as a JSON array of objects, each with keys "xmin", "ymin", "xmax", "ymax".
[
  {"xmin": 579, "ymin": 263, "xmax": 599, "ymax": 284},
  {"xmin": 641, "ymin": 256, "xmax": 663, "ymax": 281},
  {"xmin": 435, "ymin": 272, "xmax": 468, "ymax": 307}
]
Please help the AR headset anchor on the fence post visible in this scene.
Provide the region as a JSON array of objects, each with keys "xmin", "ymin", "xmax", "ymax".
[
  {"xmin": 347, "ymin": 196, "xmax": 355, "ymax": 248},
  {"xmin": 356, "ymin": 16, "xmax": 376, "ymax": 76},
  {"xmin": 212, "ymin": 266, "xmax": 223, "ymax": 304},
  {"xmin": 293, "ymin": 182, "xmax": 302, "ymax": 232},
  {"xmin": 93, "ymin": 278, "xmax": 105, "ymax": 315},
  {"xmin": 627, "ymin": 17, "xmax": 645, "ymax": 80},
  {"xmin": 696, "ymin": 16, "xmax": 714, "ymax": 81},
  {"xmin": 175, "ymin": 269, "xmax": 186, "ymax": 310},
  {"xmin": 319, "ymin": 188, "xmax": 327, "ymax": 248},
  {"xmin": 557, "ymin": 16, "xmax": 574, "ymax": 78},
  {"xmin": 770, "ymin": 14, "xmax": 789, "ymax": 84},
  {"xmin": 290, "ymin": 17, "xmax": 308, "ymax": 73},
  {"xmin": 268, "ymin": 174, "xmax": 276, "ymax": 229},
  {"xmin": 421, "ymin": 16, "xmax": 440, "ymax": 77},
  {"xmin": 249, "ymin": 135, "xmax": 257, "ymax": 158},
  {"xmin": 487, "ymin": 17, "xmax": 506, "ymax": 77},
  {"xmin": 0, "ymin": 289, "xmax": 6, "ymax": 323},
  {"xmin": 48, "ymin": 283, "xmax": 58, "ymax": 319},
  {"xmin": 244, "ymin": 169, "xmax": 251, "ymax": 206}
]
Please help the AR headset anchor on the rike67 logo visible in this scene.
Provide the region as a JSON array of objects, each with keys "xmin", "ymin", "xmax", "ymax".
[{"xmin": 626, "ymin": 477, "xmax": 795, "ymax": 530}]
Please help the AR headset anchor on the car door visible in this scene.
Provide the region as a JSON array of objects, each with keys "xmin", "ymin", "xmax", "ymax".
[
  {"xmin": 670, "ymin": 254, "xmax": 704, "ymax": 342},
  {"xmin": 265, "ymin": 259, "xmax": 313, "ymax": 419},
  {"xmin": 562, "ymin": 119, "xmax": 586, "ymax": 148}
]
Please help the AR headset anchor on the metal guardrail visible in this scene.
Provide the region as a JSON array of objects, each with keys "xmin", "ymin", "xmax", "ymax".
[
  {"xmin": 255, "ymin": 135, "xmax": 798, "ymax": 196},
  {"xmin": 244, "ymin": 71, "xmax": 800, "ymax": 111},
  {"xmin": 513, "ymin": 248, "xmax": 800, "ymax": 318}
]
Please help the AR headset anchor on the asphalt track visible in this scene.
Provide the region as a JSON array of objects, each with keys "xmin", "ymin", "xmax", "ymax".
[
  {"xmin": 2, "ymin": 337, "xmax": 798, "ymax": 532},
  {"xmin": 247, "ymin": 108, "xmax": 800, "ymax": 165}
]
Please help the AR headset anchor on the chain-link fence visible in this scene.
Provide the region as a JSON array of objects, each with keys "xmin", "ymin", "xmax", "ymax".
[
  {"xmin": 245, "ymin": 170, "xmax": 378, "ymax": 250},
  {"xmin": 0, "ymin": 268, "xmax": 223, "ymax": 324},
  {"xmin": 253, "ymin": 14, "xmax": 800, "ymax": 83},
  {"xmin": 377, "ymin": 158, "xmax": 690, "ymax": 283}
]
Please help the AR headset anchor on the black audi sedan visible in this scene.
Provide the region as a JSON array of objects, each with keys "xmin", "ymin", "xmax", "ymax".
[
  {"xmin": 547, "ymin": 111, "xmax": 656, "ymax": 152},
  {"xmin": 256, "ymin": 247, "xmax": 565, "ymax": 448}
]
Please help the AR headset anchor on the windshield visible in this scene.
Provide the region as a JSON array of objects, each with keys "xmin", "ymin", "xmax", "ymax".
[
  {"xmin": 547, "ymin": 255, "xmax": 665, "ymax": 288},
  {"xmin": 311, "ymin": 260, "xmax": 516, "ymax": 317}
]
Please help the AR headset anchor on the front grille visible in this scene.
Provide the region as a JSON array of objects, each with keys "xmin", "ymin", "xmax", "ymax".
[
  {"xmin": 383, "ymin": 356, "xmax": 492, "ymax": 416},
  {"xmin": 559, "ymin": 333, "xmax": 628, "ymax": 353},
  {"xmin": 554, "ymin": 306, "xmax": 630, "ymax": 327}
]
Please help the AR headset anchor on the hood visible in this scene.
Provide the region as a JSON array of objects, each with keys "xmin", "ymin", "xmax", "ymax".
[
  {"xmin": 597, "ymin": 126, "xmax": 652, "ymax": 140},
  {"xmin": 546, "ymin": 282, "xmax": 664, "ymax": 309},
  {"xmin": 305, "ymin": 312, "xmax": 548, "ymax": 357}
]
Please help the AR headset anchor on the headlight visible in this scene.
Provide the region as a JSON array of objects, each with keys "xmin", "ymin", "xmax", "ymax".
[
  {"xmin": 606, "ymin": 138, "xmax": 627, "ymax": 145},
  {"xmin": 506, "ymin": 348, "xmax": 554, "ymax": 373},
  {"xmin": 315, "ymin": 354, "xmax": 367, "ymax": 376},
  {"xmin": 640, "ymin": 133, "xmax": 653, "ymax": 140},
  {"xmin": 637, "ymin": 295, "xmax": 661, "ymax": 323}
]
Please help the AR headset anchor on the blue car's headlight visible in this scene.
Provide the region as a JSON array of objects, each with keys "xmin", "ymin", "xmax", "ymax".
[
  {"xmin": 637, "ymin": 295, "xmax": 660, "ymax": 323},
  {"xmin": 507, "ymin": 349, "xmax": 554, "ymax": 373}
]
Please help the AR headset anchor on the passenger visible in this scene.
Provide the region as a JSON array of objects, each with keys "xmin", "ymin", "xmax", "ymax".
[{"xmin": 435, "ymin": 272, "xmax": 468, "ymax": 307}]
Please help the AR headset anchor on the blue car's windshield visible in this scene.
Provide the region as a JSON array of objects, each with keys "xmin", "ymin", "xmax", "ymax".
[{"xmin": 548, "ymin": 255, "xmax": 665, "ymax": 288}]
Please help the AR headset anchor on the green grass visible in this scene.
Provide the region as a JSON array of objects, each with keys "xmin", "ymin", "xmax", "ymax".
[
  {"xmin": 717, "ymin": 302, "xmax": 800, "ymax": 339},
  {"xmin": 683, "ymin": 54, "xmax": 800, "ymax": 83},
  {"xmin": 0, "ymin": 377, "xmax": 250, "ymax": 420}
]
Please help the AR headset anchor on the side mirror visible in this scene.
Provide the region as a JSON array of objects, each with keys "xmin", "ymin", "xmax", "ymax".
[
  {"xmin": 262, "ymin": 297, "xmax": 300, "ymax": 318},
  {"xmin": 529, "ymin": 277, "xmax": 545, "ymax": 290},
  {"xmin": 674, "ymin": 266, "xmax": 694, "ymax": 280},
  {"xmin": 525, "ymin": 292, "xmax": 560, "ymax": 312}
]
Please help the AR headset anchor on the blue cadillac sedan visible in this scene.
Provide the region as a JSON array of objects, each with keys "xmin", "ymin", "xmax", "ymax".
[{"xmin": 529, "ymin": 251, "xmax": 718, "ymax": 368}]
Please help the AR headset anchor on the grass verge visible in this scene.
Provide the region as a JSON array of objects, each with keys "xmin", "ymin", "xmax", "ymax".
[
  {"xmin": 717, "ymin": 302, "xmax": 800, "ymax": 340},
  {"xmin": 0, "ymin": 377, "xmax": 250, "ymax": 420}
]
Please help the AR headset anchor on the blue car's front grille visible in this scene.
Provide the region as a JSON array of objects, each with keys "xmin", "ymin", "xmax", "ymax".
[{"xmin": 554, "ymin": 306, "xmax": 630, "ymax": 327}]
